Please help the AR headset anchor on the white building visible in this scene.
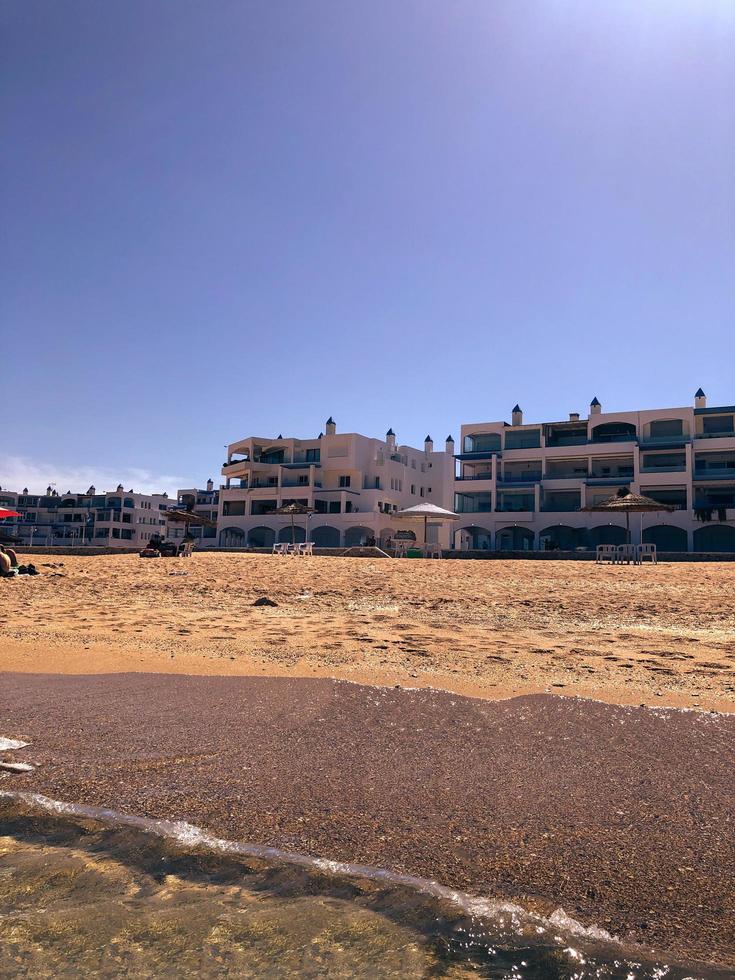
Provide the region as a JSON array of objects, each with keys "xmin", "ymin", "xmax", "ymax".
[
  {"xmin": 217, "ymin": 419, "xmax": 455, "ymax": 549},
  {"xmin": 0, "ymin": 485, "xmax": 172, "ymax": 549},
  {"xmin": 454, "ymin": 390, "xmax": 735, "ymax": 553}
]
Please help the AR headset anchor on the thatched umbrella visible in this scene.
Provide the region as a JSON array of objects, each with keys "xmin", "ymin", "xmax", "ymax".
[
  {"xmin": 582, "ymin": 487, "xmax": 675, "ymax": 544},
  {"xmin": 165, "ymin": 507, "xmax": 217, "ymax": 538},
  {"xmin": 274, "ymin": 501, "xmax": 315, "ymax": 545},
  {"xmin": 394, "ymin": 502, "xmax": 459, "ymax": 546}
]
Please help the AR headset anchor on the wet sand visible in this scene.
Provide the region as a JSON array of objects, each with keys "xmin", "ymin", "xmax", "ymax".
[
  {"xmin": 2, "ymin": 673, "xmax": 734, "ymax": 969},
  {"xmin": 1, "ymin": 552, "xmax": 734, "ymax": 710}
]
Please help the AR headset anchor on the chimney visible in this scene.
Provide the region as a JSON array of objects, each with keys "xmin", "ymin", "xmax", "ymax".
[
  {"xmin": 424, "ymin": 434, "xmax": 434, "ymax": 454},
  {"xmin": 386, "ymin": 427, "xmax": 396, "ymax": 450},
  {"xmin": 206, "ymin": 478, "xmax": 213, "ymax": 492},
  {"xmin": 590, "ymin": 396, "xmax": 601, "ymax": 416},
  {"xmin": 325, "ymin": 416, "xmax": 336, "ymax": 436},
  {"xmin": 445, "ymin": 434, "xmax": 455, "ymax": 454},
  {"xmin": 694, "ymin": 388, "xmax": 706, "ymax": 409},
  {"xmin": 511, "ymin": 404, "xmax": 523, "ymax": 426},
  {"xmin": 569, "ymin": 412, "xmax": 580, "ymax": 422}
]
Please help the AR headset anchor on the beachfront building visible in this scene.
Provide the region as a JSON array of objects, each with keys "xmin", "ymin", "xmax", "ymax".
[
  {"xmin": 170, "ymin": 481, "xmax": 219, "ymax": 548},
  {"xmin": 454, "ymin": 390, "xmax": 735, "ymax": 553},
  {"xmin": 218, "ymin": 420, "xmax": 455, "ymax": 549},
  {"xmin": 0, "ymin": 486, "xmax": 172, "ymax": 549}
]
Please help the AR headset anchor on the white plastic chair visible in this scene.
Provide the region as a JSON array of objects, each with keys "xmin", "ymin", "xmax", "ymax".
[
  {"xmin": 423, "ymin": 543, "xmax": 442, "ymax": 559},
  {"xmin": 595, "ymin": 544, "xmax": 616, "ymax": 564},
  {"xmin": 638, "ymin": 543, "xmax": 657, "ymax": 564},
  {"xmin": 616, "ymin": 544, "xmax": 639, "ymax": 565},
  {"xmin": 272, "ymin": 542, "xmax": 289, "ymax": 555}
]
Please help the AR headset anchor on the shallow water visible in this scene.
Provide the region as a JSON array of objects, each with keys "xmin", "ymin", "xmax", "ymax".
[{"xmin": 0, "ymin": 796, "xmax": 727, "ymax": 979}]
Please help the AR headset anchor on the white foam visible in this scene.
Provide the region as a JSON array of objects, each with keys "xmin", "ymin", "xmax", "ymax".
[{"xmin": 0, "ymin": 789, "xmax": 620, "ymax": 950}]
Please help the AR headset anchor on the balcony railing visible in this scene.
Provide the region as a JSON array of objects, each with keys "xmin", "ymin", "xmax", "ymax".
[
  {"xmin": 499, "ymin": 473, "xmax": 542, "ymax": 484},
  {"xmin": 455, "ymin": 473, "xmax": 494, "ymax": 481},
  {"xmin": 586, "ymin": 475, "xmax": 632, "ymax": 484},
  {"xmin": 694, "ymin": 468, "xmax": 735, "ymax": 480},
  {"xmin": 640, "ymin": 464, "xmax": 687, "ymax": 473},
  {"xmin": 639, "ymin": 435, "xmax": 690, "ymax": 448}
]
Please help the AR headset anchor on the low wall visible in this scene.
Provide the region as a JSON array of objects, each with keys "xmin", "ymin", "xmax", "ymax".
[{"xmin": 10, "ymin": 546, "xmax": 735, "ymax": 561}]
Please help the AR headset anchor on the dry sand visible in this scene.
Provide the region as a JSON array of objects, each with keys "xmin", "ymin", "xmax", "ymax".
[{"xmin": 1, "ymin": 552, "xmax": 734, "ymax": 710}]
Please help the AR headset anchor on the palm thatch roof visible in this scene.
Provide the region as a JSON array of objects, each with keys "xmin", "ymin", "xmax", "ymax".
[
  {"xmin": 164, "ymin": 509, "xmax": 217, "ymax": 527},
  {"xmin": 582, "ymin": 488, "xmax": 675, "ymax": 513},
  {"xmin": 274, "ymin": 502, "xmax": 315, "ymax": 515}
]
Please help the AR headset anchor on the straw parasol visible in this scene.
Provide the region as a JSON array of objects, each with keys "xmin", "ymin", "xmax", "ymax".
[
  {"xmin": 582, "ymin": 487, "xmax": 675, "ymax": 544},
  {"xmin": 274, "ymin": 501, "xmax": 315, "ymax": 545},
  {"xmin": 165, "ymin": 507, "xmax": 217, "ymax": 538},
  {"xmin": 394, "ymin": 502, "xmax": 459, "ymax": 545}
]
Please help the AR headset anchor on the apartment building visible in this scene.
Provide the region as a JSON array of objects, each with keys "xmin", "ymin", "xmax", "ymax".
[
  {"xmin": 218, "ymin": 419, "xmax": 455, "ymax": 548},
  {"xmin": 0, "ymin": 485, "xmax": 172, "ymax": 548},
  {"xmin": 454, "ymin": 390, "xmax": 735, "ymax": 553},
  {"xmin": 171, "ymin": 481, "xmax": 219, "ymax": 548}
]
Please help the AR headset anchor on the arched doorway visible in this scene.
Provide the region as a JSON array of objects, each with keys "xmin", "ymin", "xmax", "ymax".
[
  {"xmin": 456, "ymin": 525, "xmax": 492, "ymax": 550},
  {"xmin": 344, "ymin": 526, "xmax": 373, "ymax": 547},
  {"xmin": 539, "ymin": 525, "xmax": 586, "ymax": 551},
  {"xmin": 643, "ymin": 524, "xmax": 688, "ymax": 552},
  {"xmin": 312, "ymin": 525, "xmax": 341, "ymax": 548},
  {"xmin": 247, "ymin": 526, "xmax": 275, "ymax": 548},
  {"xmin": 693, "ymin": 524, "xmax": 735, "ymax": 553},
  {"xmin": 588, "ymin": 524, "xmax": 627, "ymax": 548},
  {"xmin": 277, "ymin": 525, "xmax": 306, "ymax": 544},
  {"xmin": 219, "ymin": 527, "xmax": 245, "ymax": 547},
  {"xmin": 496, "ymin": 526, "xmax": 534, "ymax": 551}
]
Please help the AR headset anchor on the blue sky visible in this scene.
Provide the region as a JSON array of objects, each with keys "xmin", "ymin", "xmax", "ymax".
[{"xmin": 2, "ymin": 0, "xmax": 734, "ymax": 495}]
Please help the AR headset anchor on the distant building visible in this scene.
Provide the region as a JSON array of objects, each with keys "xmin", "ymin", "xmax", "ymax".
[
  {"xmin": 0, "ymin": 486, "xmax": 171, "ymax": 548},
  {"xmin": 454, "ymin": 390, "xmax": 735, "ymax": 552},
  {"xmin": 171, "ymin": 480, "xmax": 219, "ymax": 548},
  {"xmin": 217, "ymin": 420, "xmax": 455, "ymax": 548}
]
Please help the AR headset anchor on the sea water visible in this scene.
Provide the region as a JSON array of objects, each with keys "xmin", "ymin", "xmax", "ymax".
[{"xmin": 0, "ymin": 795, "xmax": 728, "ymax": 979}]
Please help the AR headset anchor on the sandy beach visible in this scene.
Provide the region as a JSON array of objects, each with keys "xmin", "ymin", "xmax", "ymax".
[
  {"xmin": 2, "ymin": 553, "xmax": 735, "ymax": 969},
  {"xmin": 1, "ymin": 552, "xmax": 734, "ymax": 710}
]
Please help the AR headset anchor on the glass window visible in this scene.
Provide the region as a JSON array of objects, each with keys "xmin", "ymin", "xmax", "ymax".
[
  {"xmin": 703, "ymin": 415, "xmax": 734, "ymax": 434},
  {"xmin": 339, "ymin": 475, "xmax": 351, "ymax": 488},
  {"xmin": 650, "ymin": 419, "xmax": 683, "ymax": 438}
]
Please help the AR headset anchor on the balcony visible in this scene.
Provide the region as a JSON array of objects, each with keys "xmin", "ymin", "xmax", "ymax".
[
  {"xmin": 694, "ymin": 468, "xmax": 735, "ymax": 481},
  {"xmin": 454, "ymin": 451, "xmax": 500, "ymax": 462},
  {"xmin": 497, "ymin": 473, "xmax": 542, "ymax": 485},
  {"xmin": 455, "ymin": 473, "xmax": 493, "ymax": 481},
  {"xmin": 639, "ymin": 435, "xmax": 691, "ymax": 449},
  {"xmin": 586, "ymin": 475, "xmax": 632, "ymax": 485}
]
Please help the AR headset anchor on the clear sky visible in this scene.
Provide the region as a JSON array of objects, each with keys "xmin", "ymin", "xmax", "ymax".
[{"xmin": 2, "ymin": 0, "xmax": 734, "ymax": 495}]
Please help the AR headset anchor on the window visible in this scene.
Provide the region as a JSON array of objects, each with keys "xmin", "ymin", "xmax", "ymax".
[
  {"xmin": 411, "ymin": 459, "xmax": 416, "ymax": 469},
  {"xmin": 328, "ymin": 501, "xmax": 341, "ymax": 513},
  {"xmin": 374, "ymin": 477, "xmax": 381, "ymax": 490},
  {"xmin": 297, "ymin": 475, "xmax": 309, "ymax": 486},
  {"xmin": 411, "ymin": 485, "xmax": 416, "ymax": 495},
  {"xmin": 650, "ymin": 419, "xmax": 683, "ymax": 438},
  {"xmin": 305, "ymin": 448, "xmax": 320, "ymax": 462},
  {"xmin": 420, "ymin": 488, "xmax": 425, "ymax": 497},
  {"xmin": 339, "ymin": 475, "xmax": 351, "ymax": 488},
  {"xmin": 703, "ymin": 415, "xmax": 734, "ymax": 435}
]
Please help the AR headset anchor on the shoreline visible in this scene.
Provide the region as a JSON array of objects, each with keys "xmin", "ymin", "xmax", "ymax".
[{"xmin": 2, "ymin": 672, "xmax": 734, "ymax": 969}]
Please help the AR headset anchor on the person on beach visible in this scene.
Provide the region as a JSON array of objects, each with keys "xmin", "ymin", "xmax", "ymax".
[{"xmin": 0, "ymin": 546, "xmax": 39, "ymax": 577}]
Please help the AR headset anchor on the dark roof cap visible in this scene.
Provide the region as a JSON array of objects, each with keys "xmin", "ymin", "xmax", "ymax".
[
  {"xmin": 326, "ymin": 416, "xmax": 335, "ymax": 424},
  {"xmin": 590, "ymin": 396, "xmax": 601, "ymax": 406},
  {"xmin": 512, "ymin": 404, "xmax": 522, "ymax": 412},
  {"xmin": 386, "ymin": 428, "xmax": 395, "ymax": 436},
  {"xmin": 446, "ymin": 434, "xmax": 454, "ymax": 441},
  {"xmin": 695, "ymin": 388, "xmax": 705, "ymax": 397},
  {"xmin": 425, "ymin": 435, "xmax": 432, "ymax": 442}
]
